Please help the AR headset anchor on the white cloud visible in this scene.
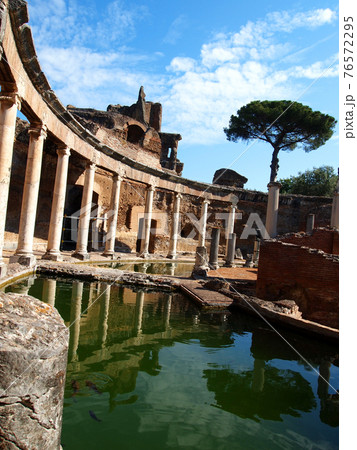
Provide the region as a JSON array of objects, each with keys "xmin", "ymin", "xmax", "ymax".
[
  {"xmin": 28, "ymin": 4, "xmax": 338, "ymax": 146},
  {"xmin": 163, "ymin": 15, "xmax": 187, "ymax": 45},
  {"xmin": 267, "ymin": 8, "xmax": 336, "ymax": 32},
  {"xmin": 160, "ymin": 8, "xmax": 337, "ymax": 144},
  {"xmin": 290, "ymin": 59, "xmax": 339, "ymax": 79},
  {"xmin": 168, "ymin": 57, "xmax": 197, "ymax": 73},
  {"xmin": 28, "ymin": 0, "xmax": 148, "ymax": 49}
]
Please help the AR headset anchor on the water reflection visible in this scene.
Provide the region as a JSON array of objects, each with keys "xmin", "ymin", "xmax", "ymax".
[
  {"xmin": 5, "ymin": 276, "xmax": 339, "ymax": 449},
  {"xmin": 94, "ymin": 261, "xmax": 193, "ymax": 277}
]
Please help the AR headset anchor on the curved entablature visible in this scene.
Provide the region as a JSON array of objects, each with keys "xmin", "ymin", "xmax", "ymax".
[{"xmin": 0, "ymin": 0, "xmax": 238, "ymax": 201}]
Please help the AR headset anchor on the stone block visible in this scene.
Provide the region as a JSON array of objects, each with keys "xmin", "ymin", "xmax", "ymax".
[{"xmin": 0, "ymin": 292, "xmax": 69, "ymax": 449}]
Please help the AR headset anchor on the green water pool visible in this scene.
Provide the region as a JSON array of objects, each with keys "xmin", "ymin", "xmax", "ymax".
[
  {"xmin": 6, "ymin": 276, "xmax": 339, "ymax": 449},
  {"xmin": 92, "ymin": 261, "xmax": 194, "ymax": 277}
]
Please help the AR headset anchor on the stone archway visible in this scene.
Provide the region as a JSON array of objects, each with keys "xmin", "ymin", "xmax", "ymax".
[{"xmin": 62, "ymin": 185, "xmax": 99, "ymax": 251}]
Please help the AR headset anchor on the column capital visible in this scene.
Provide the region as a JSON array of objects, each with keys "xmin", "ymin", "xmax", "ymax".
[
  {"xmin": 56, "ymin": 145, "xmax": 71, "ymax": 157},
  {"xmin": 175, "ymin": 192, "xmax": 182, "ymax": 199},
  {"xmin": 0, "ymin": 91, "xmax": 22, "ymax": 109},
  {"xmin": 28, "ymin": 123, "xmax": 47, "ymax": 139},
  {"xmin": 267, "ymin": 181, "xmax": 282, "ymax": 189},
  {"xmin": 113, "ymin": 173, "xmax": 123, "ymax": 182},
  {"xmin": 86, "ymin": 161, "xmax": 96, "ymax": 171},
  {"xmin": 148, "ymin": 184, "xmax": 156, "ymax": 192},
  {"xmin": 202, "ymin": 198, "xmax": 210, "ymax": 205}
]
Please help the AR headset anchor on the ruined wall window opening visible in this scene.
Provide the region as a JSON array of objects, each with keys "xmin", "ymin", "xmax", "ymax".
[{"xmin": 127, "ymin": 125, "xmax": 145, "ymax": 144}]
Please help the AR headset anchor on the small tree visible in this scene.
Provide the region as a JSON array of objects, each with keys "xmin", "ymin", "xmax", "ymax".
[
  {"xmin": 279, "ymin": 165, "xmax": 338, "ymax": 197},
  {"xmin": 224, "ymin": 100, "xmax": 337, "ymax": 183}
]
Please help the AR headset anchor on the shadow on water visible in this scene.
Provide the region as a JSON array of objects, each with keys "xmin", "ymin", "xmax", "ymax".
[{"xmin": 6, "ymin": 275, "xmax": 339, "ymax": 450}]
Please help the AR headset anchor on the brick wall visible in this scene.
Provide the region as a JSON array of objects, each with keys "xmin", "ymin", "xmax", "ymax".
[
  {"xmin": 279, "ymin": 228, "xmax": 339, "ymax": 255},
  {"xmin": 256, "ymin": 239, "xmax": 339, "ymax": 328}
]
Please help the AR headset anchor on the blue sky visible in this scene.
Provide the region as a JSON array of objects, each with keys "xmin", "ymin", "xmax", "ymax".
[{"xmin": 27, "ymin": 0, "xmax": 339, "ymax": 191}]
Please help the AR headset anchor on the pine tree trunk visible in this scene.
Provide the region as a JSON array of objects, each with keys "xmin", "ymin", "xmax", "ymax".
[{"xmin": 269, "ymin": 148, "xmax": 280, "ymax": 183}]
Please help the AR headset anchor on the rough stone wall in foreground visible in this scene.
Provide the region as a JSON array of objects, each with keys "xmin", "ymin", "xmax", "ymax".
[{"xmin": 0, "ymin": 292, "xmax": 68, "ymax": 449}]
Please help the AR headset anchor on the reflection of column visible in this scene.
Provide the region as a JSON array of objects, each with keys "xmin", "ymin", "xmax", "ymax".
[
  {"xmin": 225, "ymin": 204, "xmax": 236, "ymax": 255},
  {"xmin": 99, "ymin": 285, "xmax": 111, "ymax": 348},
  {"xmin": 14, "ymin": 277, "xmax": 35, "ymax": 295},
  {"xmin": 140, "ymin": 185, "xmax": 155, "ymax": 258},
  {"xmin": 209, "ymin": 228, "xmax": 220, "ymax": 270},
  {"xmin": 72, "ymin": 162, "xmax": 96, "ymax": 260},
  {"xmin": 134, "ymin": 291, "xmax": 145, "ymax": 335},
  {"xmin": 0, "ymin": 90, "xmax": 21, "ymax": 277},
  {"xmin": 164, "ymin": 294, "xmax": 172, "ymax": 330},
  {"xmin": 43, "ymin": 146, "xmax": 71, "ymax": 261},
  {"xmin": 68, "ymin": 281, "xmax": 83, "ymax": 362},
  {"xmin": 167, "ymin": 263, "xmax": 177, "ymax": 276},
  {"xmin": 265, "ymin": 182, "xmax": 281, "ymax": 238},
  {"xmin": 198, "ymin": 199, "xmax": 210, "ymax": 247},
  {"xmin": 252, "ymin": 358, "xmax": 265, "ymax": 393},
  {"xmin": 87, "ymin": 283, "xmax": 95, "ymax": 308},
  {"xmin": 10, "ymin": 123, "xmax": 47, "ymax": 266},
  {"xmin": 103, "ymin": 174, "xmax": 122, "ymax": 257},
  {"xmin": 168, "ymin": 193, "xmax": 182, "ymax": 259},
  {"xmin": 42, "ymin": 278, "xmax": 57, "ymax": 307},
  {"xmin": 317, "ymin": 360, "xmax": 331, "ymax": 400}
]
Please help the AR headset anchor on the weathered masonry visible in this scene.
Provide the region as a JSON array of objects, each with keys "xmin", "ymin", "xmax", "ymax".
[{"xmin": 0, "ymin": 0, "xmax": 333, "ymax": 277}]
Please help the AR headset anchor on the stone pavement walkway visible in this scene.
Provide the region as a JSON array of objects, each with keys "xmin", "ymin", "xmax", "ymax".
[
  {"xmin": 180, "ymin": 280, "xmax": 233, "ymax": 308},
  {"xmin": 207, "ymin": 267, "xmax": 257, "ymax": 281}
]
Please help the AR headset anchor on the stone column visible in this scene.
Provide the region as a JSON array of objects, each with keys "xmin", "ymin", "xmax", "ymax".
[
  {"xmin": 10, "ymin": 123, "xmax": 47, "ymax": 266},
  {"xmin": 252, "ymin": 237, "xmax": 260, "ymax": 266},
  {"xmin": 140, "ymin": 185, "xmax": 155, "ymax": 258},
  {"xmin": 192, "ymin": 199, "xmax": 210, "ymax": 278},
  {"xmin": 42, "ymin": 278, "xmax": 57, "ymax": 307},
  {"xmin": 330, "ymin": 191, "xmax": 339, "ymax": 229},
  {"xmin": 134, "ymin": 291, "xmax": 145, "ymax": 335},
  {"xmin": 225, "ymin": 204, "xmax": 236, "ymax": 255},
  {"xmin": 0, "ymin": 292, "xmax": 68, "ymax": 450},
  {"xmin": 265, "ymin": 182, "xmax": 281, "ymax": 238},
  {"xmin": 167, "ymin": 193, "xmax": 182, "ymax": 259},
  {"xmin": 198, "ymin": 199, "xmax": 210, "ymax": 247},
  {"xmin": 0, "ymin": 91, "xmax": 21, "ymax": 277},
  {"xmin": 103, "ymin": 174, "xmax": 122, "ymax": 258},
  {"xmin": 224, "ymin": 233, "xmax": 236, "ymax": 267},
  {"xmin": 68, "ymin": 281, "xmax": 83, "ymax": 362},
  {"xmin": 72, "ymin": 162, "xmax": 96, "ymax": 260},
  {"xmin": 43, "ymin": 146, "xmax": 71, "ymax": 261},
  {"xmin": 306, "ymin": 214, "xmax": 315, "ymax": 233},
  {"xmin": 209, "ymin": 228, "xmax": 220, "ymax": 270}
]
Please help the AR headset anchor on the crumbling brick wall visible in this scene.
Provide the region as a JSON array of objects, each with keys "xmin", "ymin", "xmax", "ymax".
[
  {"xmin": 256, "ymin": 239, "xmax": 339, "ymax": 328},
  {"xmin": 278, "ymin": 228, "xmax": 339, "ymax": 255}
]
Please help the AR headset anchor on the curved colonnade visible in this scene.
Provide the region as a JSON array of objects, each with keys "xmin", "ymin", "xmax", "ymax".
[
  {"xmin": 0, "ymin": 1, "xmax": 337, "ymax": 279},
  {"xmin": 0, "ymin": 0, "xmax": 239, "ymax": 277}
]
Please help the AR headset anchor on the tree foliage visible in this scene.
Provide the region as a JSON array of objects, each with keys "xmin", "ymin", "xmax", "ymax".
[
  {"xmin": 224, "ymin": 100, "xmax": 337, "ymax": 183},
  {"xmin": 278, "ymin": 165, "xmax": 338, "ymax": 197}
]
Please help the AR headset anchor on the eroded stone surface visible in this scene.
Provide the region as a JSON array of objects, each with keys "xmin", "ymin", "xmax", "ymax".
[{"xmin": 0, "ymin": 292, "xmax": 68, "ymax": 449}]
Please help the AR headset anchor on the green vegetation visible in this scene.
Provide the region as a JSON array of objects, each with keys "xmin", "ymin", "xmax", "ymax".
[
  {"xmin": 278, "ymin": 165, "xmax": 338, "ymax": 197},
  {"xmin": 224, "ymin": 100, "xmax": 337, "ymax": 183}
]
